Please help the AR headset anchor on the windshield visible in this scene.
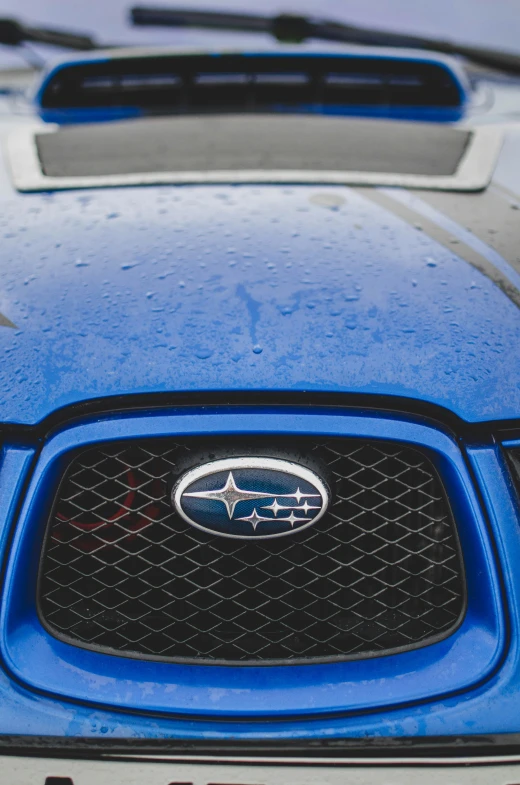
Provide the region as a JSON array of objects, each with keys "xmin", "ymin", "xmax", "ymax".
[{"xmin": 0, "ymin": 0, "xmax": 519, "ymax": 70}]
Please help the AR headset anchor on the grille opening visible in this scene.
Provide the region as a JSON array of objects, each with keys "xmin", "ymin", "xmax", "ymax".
[
  {"xmin": 39, "ymin": 53, "xmax": 464, "ymax": 113},
  {"xmin": 38, "ymin": 437, "xmax": 465, "ymax": 663}
]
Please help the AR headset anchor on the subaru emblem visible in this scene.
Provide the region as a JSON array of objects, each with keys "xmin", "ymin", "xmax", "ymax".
[{"xmin": 172, "ymin": 457, "xmax": 329, "ymax": 539}]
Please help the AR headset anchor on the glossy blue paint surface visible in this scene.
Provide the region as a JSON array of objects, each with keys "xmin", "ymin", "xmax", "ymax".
[
  {"xmin": 0, "ymin": 409, "xmax": 504, "ymax": 718},
  {"xmin": 0, "ymin": 430, "xmax": 518, "ymax": 735},
  {"xmin": 0, "ymin": 445, "xmax": 35, "ymax": 564},
  {"xmin": 34, "ymin": 49, "xmax": 470, "ymax": 125},
  {"xmin": 0, "ymin": 185, "xmax": 519, "ymax": 425}
]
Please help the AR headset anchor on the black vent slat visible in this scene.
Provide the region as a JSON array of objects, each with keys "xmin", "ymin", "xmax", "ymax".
[
  {"xmin": 40, "ymin": 53, "xmax": 463, "ymax": 112},
  {"xmin": 38, "ymin": 438, "xmax": 465, "ymax": 663}
]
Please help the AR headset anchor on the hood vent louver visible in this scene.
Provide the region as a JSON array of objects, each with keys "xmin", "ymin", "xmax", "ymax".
[{"xmin": 36, "ymin": 51, "xmax": 468, "ymax": 123}]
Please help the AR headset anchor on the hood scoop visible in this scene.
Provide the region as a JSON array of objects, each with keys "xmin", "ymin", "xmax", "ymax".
[{"xmin": 36, "ymin": 50, "xmax": 469, "ymax": 124}]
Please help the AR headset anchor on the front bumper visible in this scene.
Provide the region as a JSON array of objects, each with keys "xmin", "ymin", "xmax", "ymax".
[{"xmin": 7, "ymin": 737, "xmax": 520, "ymax": 785}]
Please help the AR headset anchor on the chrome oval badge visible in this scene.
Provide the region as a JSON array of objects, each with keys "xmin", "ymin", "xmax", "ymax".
[{"xmin": 173, "ymin": 457, "xmax": 329, "ymax": 539}]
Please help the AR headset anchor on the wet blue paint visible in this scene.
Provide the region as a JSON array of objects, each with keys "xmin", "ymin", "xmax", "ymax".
[{"xmin": 0, "ymin": 185, "xmax": 518, "ymax": 424}]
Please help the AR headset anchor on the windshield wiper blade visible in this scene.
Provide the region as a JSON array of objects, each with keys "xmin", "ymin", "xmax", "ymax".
[
  {"xmin": 0, "ymin": 17, "xmax": 100, "ymax": 51},
  {"xmin": 131, "ymin": 6, "xmax": 520, "ymax": 76}
]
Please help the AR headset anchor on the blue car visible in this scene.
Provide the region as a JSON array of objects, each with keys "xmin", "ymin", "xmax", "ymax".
[{"xmin": 0, "ymin": 2, "xmax": 520, "ymax": 782}]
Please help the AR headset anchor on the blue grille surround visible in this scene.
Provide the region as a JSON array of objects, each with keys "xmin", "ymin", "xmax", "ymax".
[{"xmin": 0, "ymin": 407, "xmax": 504, "ymax": 719}]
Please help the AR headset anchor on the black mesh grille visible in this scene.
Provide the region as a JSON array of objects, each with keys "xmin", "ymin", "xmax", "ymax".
[{"xmin": 38, "ymin": 438, "xmax": 465, "ymax": 662}]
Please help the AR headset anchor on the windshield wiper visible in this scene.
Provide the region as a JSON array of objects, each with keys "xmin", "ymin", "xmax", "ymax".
[
  {"xmin": 0, "ymin": 17, "xmax": 100, "ymax": 51},
  {"xmin": 131, "ymin": 6, "xmax": 520, "ymax": 76}
]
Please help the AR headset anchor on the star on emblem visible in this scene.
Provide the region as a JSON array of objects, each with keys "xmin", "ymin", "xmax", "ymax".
[
  {"xmin": 183, "ymin": 471, "xmax": 273, "ymax": 519},
  {"xmin": 262, "ymin": 498, "xmax": 293, "ymax": 517},
  {"xmin": 235, "ymin": 508, "xmax": 274, "ymax": 531},
  {"xmin": 296, "ymin": 500, "xmax": 321, "ymax": 514},
  {"xmin": 281, "ymin": 487, "xmax": 321, "ymax": 504},
  {"xmin": 262, "ymin": 499, "xmax": 321, "ymax": 517},
  {"xmin": 280, "ymin": 511, "xmax": 312, "ymax": 528}
]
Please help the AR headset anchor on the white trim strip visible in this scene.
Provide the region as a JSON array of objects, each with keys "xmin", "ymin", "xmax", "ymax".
[
  {"xmin": 6, "ymin": 122, "xmax": 503, "ymax": 193},
  {"xmin": 5, "ymin": 754, "xmax": 520, "ymax": 785}
]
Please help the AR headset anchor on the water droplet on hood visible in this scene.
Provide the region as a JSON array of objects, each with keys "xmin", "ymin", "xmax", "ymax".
[{"xmin": 194, "ymin": 347, "xmax": 213, "ymax": 360}]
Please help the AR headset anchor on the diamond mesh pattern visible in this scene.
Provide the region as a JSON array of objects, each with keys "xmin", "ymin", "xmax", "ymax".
[{"xmin": 38, "ymin": 438, "xmax": 464, "ymax": 662}]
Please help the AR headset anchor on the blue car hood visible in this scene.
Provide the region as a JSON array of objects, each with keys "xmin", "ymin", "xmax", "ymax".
[{"xmin": 0, "ymin": 184, "xmax": 518, "ymax": 425}]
